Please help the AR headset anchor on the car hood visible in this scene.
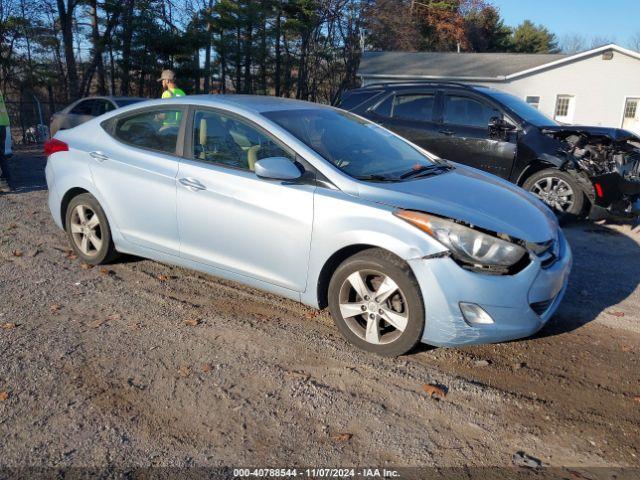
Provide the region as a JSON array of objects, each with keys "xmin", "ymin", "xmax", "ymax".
[
  {"xmin": 358, "ymin": 164, "xmax": 558, "ymax": 243},
  {"xmin": 540, "ymin": 125, "xmax": 640, "ymax": 143}
]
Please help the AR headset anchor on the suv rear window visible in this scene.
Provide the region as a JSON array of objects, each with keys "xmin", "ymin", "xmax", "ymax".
[{"xmin": 336, "ymin": 91, "xmax": 381, "ymax": 110}]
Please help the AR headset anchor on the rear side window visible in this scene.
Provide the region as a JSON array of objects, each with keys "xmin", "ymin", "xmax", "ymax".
[
  {"xmin": 112, "ymin": 109, "xmax": 183, "ymax": 154},
  {"xmin": 336, "ymin": 91, "xmax": 381, "ymax": 110},
  {"xmin": 392, "ymin": 94, "xmax": 435, "ymax": 122},
  {"xmin": 443, "ymin": 95, "xmax": 499, "ymax": 128},
  {"xmin": 93, "ymin": 100, "xmax": 115, "ymax": 116},
  {"xmin": 70, "ymin": 100, "xmax": 96, "ymax": 115}
]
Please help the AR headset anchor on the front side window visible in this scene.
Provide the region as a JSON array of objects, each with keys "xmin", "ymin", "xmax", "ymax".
[
  {"xmin": 443, "ymin": 95, "xmax": 499, "ymax": 128},
  {"xmin": 193, "ymin": 109, "xmax": 293, "ymax": 171},
  {"xmin": 113, "ymin": 109, "xmax": 182, "ymax": 154},
  {"xmin": 264, "ymin": 108, "xmax": 439, "ymax": 181},
  {"xmin": 70, "ymin": 100, "xmax": 95, "ymax": 115}
]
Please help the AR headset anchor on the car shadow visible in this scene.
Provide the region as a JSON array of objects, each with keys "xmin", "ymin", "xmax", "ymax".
[{"xmin": 533, "ymin": 219, "xmax": 640, "ymax": 339}]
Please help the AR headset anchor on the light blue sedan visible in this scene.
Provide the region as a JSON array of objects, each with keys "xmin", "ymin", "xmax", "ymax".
[{"xmin": 43, "ymin": 95, "xmax": 572, "ymax": 356}]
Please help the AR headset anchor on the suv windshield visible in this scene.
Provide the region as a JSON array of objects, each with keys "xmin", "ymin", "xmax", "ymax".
[
  {"xmin": 263, "ymin": 108, "xmax": 440, "ymax": 181},
  {"xmin": 478, "ymin": 88, "xmax": 558, "ymax": 127}
]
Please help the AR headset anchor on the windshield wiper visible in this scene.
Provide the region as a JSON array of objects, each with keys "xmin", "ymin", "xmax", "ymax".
[
  {"xmin": 356, "ymin": 174, "xmax": 396, "ymax": 182},
  {"xmin": 399, "ymin": 164, "xmax": 451, "ymax": 180}
]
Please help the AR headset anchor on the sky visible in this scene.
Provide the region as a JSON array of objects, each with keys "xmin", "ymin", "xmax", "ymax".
[{"xmin": 491, "ymin": 0, "xmax": 639, "ymax": 48}]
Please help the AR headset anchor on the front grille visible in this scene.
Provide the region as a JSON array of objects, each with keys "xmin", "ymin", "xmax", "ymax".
[{"xmin": 530, "ymin": 298, "xmax": 554, "ymax": 316}]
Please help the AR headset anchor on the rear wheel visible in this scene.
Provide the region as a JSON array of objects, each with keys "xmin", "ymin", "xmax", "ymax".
[
  {"xmin": 65, "ymin": 193, "xmax": 119, "ymax": 265},
  {"xmin": 328, "ymin": 249, "xmax": 425, "ymax": 357},
  {"xmin": 523, "ymin": 168, "xmax": 584, "ymax": 219}
]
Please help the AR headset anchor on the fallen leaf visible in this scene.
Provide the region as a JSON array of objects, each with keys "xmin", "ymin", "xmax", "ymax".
[
  {"xmin": 107, "ymin": 313, "xmax": 121, "ymax": 321},
  {"xmin": 178, "ymin": 365, "xmax": 191, "ymax": 377},
  {"xmin": 184, "ymin": 318, "xmax": 200, "ymax": 326},
  {"xmin": 1, "ymin": 323, "xmax": 16, "ymax": 330},
  {"xmin": 65, "ymin": 251, "xmax": 77, "ymax": 260},
  {"xmin": 607, "ymin": 311, "xmax": 625, "ymax": 318},
  {"xmin": 80, "ymin": 263, "xmax": 94, "ymax": 270},
  {"xmin": 99, "ymin": 268, "xmax": 114, "ymax": 275},
  {"xmin": 12, "ymin": 250, "xmax": 22, "ymax": 257},
  {"xmin": 88, "ymin": 319, "xmax": 104, "ymax": 328},
  {"xmin": 423, "ymin": 383, "xmax": 447, "ymax": 399},
  {"xmin": 634, "ymin": 395, "xmax": 640, "ymax": 404},
  {"xmin": 50, "ymin": 304, "xmax": 62, "ymax": 311},
  {"xmin": 0, "ymin": 391, "xmax": 8, "ymax": 401},
  {"xmin": 157, "ymin": 274, "xmax": 168, "ymax": 281},
  {"xmin": 621, "ymin": 345, "xmax": 632, "ymax": 353},
  {"xmin": 202, "ymin": 363, "xmax": 213, "ymax": 373},
  {"xmin": 333, "ymin": 433, "xmax": 353, "ymax": 442}
]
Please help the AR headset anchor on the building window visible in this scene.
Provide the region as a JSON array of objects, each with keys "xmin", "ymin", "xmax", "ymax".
[
  {"xmin": 624, "ymin": 99, "xmax": 638, "ymax": 119},
  {"xmin": 554, "ymin": 95, "xmax": 575, "ymax": 123},
  {"xmin": 525, "ymin": 96, "xmax": 540, "ymax": 109}
]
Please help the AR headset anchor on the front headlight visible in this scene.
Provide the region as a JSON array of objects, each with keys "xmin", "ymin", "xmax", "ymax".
[{"xmin": 394, "ymin": 210, "xmax": 527, "ymax": 268}]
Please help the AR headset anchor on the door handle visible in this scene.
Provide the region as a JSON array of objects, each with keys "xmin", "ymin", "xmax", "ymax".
[
  {"xmin": 89, "ymin": 151, "xmax": 109, "ymax": 162},
  {"xmin": 179, "ymin": 177, "xmax": 206, "ymax": 191},
  {"xmin": 439, "ymin": 129, "xmax": 455, "ymax": 136}
]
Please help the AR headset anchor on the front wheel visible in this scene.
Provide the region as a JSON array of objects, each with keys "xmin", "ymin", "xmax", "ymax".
[
  {"xmin": 328, "ymin": 249, "xmax": 425, "ymax": 357},
  {"xmin": 522, "ymin": 169, "xmax": 585, "ymax": 219}
]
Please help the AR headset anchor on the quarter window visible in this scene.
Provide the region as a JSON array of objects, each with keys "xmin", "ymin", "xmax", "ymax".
[
  {"xmin": 113, "ymin": 109, "xmax": 182, "ymax": 154},
  {"xmin": 192, "ymin": 110, "xmax": 293, "ymax": 171},
  {"xmin": 443, "ymin": 96, "xmax": 499, "ymax": 127}
]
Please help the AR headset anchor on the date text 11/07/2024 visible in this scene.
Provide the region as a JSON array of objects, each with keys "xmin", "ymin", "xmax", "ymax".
[{"xmin": 233, "ymin": 468, "xmax": 401, "ymax": 478}]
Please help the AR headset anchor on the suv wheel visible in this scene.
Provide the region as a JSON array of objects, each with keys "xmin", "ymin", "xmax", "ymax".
[
  {"xmin": 523, "ymin": 169, "xmax": 584, "ymax": 219},
  {"xmin": 65, "ymin": 193, "xmax": 119, "ymax": 265},
  {"xmin": 328, "ymin": 248, "xmax": 425, "ymax": 357}
]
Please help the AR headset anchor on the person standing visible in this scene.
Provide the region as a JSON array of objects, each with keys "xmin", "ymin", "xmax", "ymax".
[
  {"xmin": 158, "ymin": 70, "xmax": 185, "ymax": 99},
  {"xmin": 0, "ymin": 90, "xmax": 11, "ymax": 192}
]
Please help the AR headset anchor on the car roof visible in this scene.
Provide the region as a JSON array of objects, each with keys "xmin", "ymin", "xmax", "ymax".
[
  {"xmin": 120, "ymin": 94, "xmax": 334, "ymax": 115},
  {"xmin": 74, "ymin": 96, "xmax": 147, "ymax": 103},
  {"xmin": 348, "ymin": 82, "xmax": 491, "ymax": 93}
]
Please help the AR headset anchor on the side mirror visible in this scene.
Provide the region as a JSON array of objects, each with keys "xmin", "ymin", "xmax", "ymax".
[
  {"xmin": 488, "ymin": 116, "xmax": 514, "ymax": 131},
  {"xmin": 254, "ymin": 157, "xmax": 302, "ymax": 181}
]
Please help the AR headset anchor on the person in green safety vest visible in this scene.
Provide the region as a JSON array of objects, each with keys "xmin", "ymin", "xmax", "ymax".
[
  {"xmin": 158, "ymin": 69, "xmax": 185, "ymax": 128},
  {"xmin": 0, "ymin": 90, "xmax": 11, "ymax": 193}
]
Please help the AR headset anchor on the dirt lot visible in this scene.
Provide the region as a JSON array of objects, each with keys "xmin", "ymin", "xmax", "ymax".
[{"xmin": 1, "ymin": 148, "xmax": 639, "ymax": 474}]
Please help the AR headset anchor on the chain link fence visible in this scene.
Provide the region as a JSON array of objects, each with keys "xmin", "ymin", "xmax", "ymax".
[{"xmin": 5, "ymin": 95, "xmax": 65, "ymax": 146}]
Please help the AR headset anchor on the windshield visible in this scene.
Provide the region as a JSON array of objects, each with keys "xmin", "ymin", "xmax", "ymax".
[
  {"xmin": 263, "ymin": 108, "xmax": 439, "ymax": 181},
  {"xmin": 480, "ymin": 89, "xmax": 558, "ymax": 127}
]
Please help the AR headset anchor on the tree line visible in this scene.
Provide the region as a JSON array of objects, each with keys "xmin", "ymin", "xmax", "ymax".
[{"xmin": 0, "ymin": 0, "xmax": 634, "ymax": 109}]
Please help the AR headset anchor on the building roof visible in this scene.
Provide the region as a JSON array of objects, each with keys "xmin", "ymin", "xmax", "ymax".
[{"xmin": 358, "ymin": 44, "xmax": 640, "ymax": 82}]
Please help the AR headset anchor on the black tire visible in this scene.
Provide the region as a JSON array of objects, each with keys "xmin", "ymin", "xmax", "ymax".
[
  {"xmin": 328, "ymin": 248, "xmax": 425, "ymax": 357},
  {"xmin": 522, "ymin": 168, "xmax": 585, "ymax": 221},
  {"xmin": 65, "ymin": 193, "xmax": 119, "ymax": 265}
]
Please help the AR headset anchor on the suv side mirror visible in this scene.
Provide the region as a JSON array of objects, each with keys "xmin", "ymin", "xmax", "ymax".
[
  {"xmin": 488, "ymin": 116, "xmax": 514, "ymax": 131},
  {"xmin": 254, "ymin": 157, "xmax": 302, "ymax": 181}
]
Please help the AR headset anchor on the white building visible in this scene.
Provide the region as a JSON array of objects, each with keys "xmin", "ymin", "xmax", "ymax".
[{"xmin": 357, "ymin": 44, "xmax": 640, "ymax": 135}]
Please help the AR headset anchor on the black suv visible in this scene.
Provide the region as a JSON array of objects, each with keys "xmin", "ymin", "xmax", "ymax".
[{"xmin": 336, "ymin": 83, "xmax": 640, "ymax": 220}]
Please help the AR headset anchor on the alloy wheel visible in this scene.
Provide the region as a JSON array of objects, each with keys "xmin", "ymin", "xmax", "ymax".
[
  {"xmin": 531, "ymin": 176, "xmax": 575, "ymax": 212},
  {"xmin": 338, "ymin": 269, "xmax": 409, "ymax": 345},
  {"xmin": 69, "ymin": 204, "xmax": 103, "ymax": 257}
]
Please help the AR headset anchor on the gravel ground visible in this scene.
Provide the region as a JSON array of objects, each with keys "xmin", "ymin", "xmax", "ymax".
[{"xmin": 0, "ymin": 148, "xmax": 639, "ymax": 473}]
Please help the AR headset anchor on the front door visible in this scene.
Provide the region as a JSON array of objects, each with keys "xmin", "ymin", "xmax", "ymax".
[
  {"xmin": 176, "ymin": 108, "xmax": 315, "ymax": 292},
  {"xmin": 431, "ymin": 93, "xmax": 516, "ymax": 179}
]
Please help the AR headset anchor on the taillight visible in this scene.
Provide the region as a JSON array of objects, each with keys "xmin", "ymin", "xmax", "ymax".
[
  {"xmin": 594, "ymin": 182, "xmax": 604, "ymax": 198},
  {"xmin": 44, "ymin": 138, "xmax": 69, "ymax": 156}
]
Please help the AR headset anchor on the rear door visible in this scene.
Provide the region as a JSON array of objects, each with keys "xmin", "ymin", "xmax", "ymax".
[
  {"xmin": 432, "ymin": 91, "xmax": 516, "ymax": 178},
  {"xmin": 90, "ymin": 106, "xmax": 186, "ymax": 254},
  {"xmin": 367, "ymin": 89, "xmax": 443, "ymax": 153}
]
